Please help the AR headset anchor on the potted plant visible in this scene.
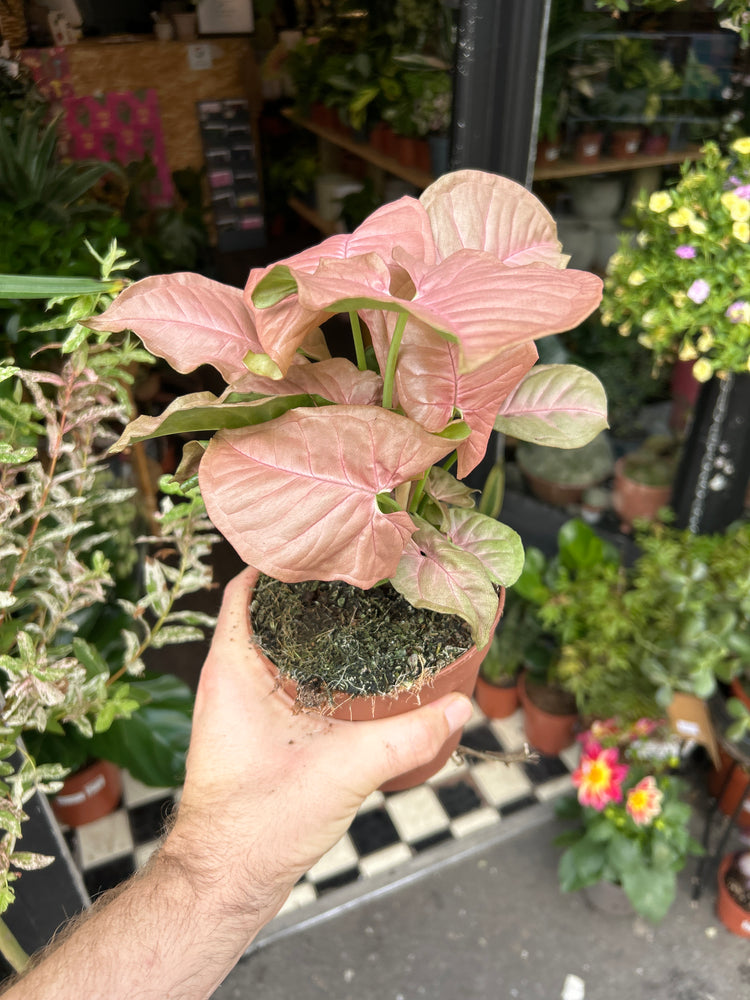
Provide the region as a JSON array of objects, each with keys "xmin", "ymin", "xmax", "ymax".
[
  {"xmin": 515, "ymin": 432, "xmax": 614, "ymax": 506},
  {"xmin": 556, "ymin": 719, "xmax": 702, "ymax": 922},
  {"xmin": 473, "ymin": 601, "xmax": 525, "ymax": 720},
  {"xmin": 717, "ymin": 850, "xmax": 750, "ymax": 939},
  {"xmin": 601, "ymin": 137, "xmax": 750, "ymax": 531},
  {"xmin": 0, "ymin": 255, "xmax": 218, "ymax": 970},
  {"xmin": 87, "ymin": 170, "xmax": 606, "ymax": 787},
  {"xmin": 612, "ymin": 433, "xmax": 680, "ymax": 531}
]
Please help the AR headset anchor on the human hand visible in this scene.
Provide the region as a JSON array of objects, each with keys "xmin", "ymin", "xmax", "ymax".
[{"xmin": 164, "ymin": 567, "xmax": 472, "ymax": 924}]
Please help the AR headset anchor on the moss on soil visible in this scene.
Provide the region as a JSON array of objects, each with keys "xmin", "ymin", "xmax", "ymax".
[{"xmin": 250, "ymin": 574, "xmax": 473, "ymax": 705}]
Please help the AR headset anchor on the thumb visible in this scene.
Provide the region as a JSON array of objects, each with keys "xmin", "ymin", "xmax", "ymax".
[{"xmin": 351, "ymin": 693, "xmax": 474, "ymax": 792}]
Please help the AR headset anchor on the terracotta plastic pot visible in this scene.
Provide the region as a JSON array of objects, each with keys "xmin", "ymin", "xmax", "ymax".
[
  {"xmin": 252, "ymin": 583, "xmax": 505, "ymax": 792},
  {"xmin": 52, "ymin": 760, "xmax": 123, "ymax": 827},
  {"xmin": 574, "ymin": 130, "xmax": 603, "ymax": 164},
  {"xmin": 520, "ymin": 469, "xmax": 592, "ymax": 507},
  {"xmin": 518, "ymin": 672, "xmax": 578, "ymax": 756},
  {"xmin": 535, "ymin": 137, "xmax": 562, "ymax": 166},
  {"xmin": 609, "ymin": 128, "xmax": 642, "ymax": 158},
  {"xmin": 474, "ymin": 674, "xmax": 519, "ymax": 720},
  {"xmin": 612, "ymin": 456, "xmax": 672, "ymax": 532},
  {"xmin": 717, "ymin": 853, "xmax": 750, "ymax": 938},
  {"xmin": 707, "ymin": 748, "xmax": 750, "ymax": 831}
]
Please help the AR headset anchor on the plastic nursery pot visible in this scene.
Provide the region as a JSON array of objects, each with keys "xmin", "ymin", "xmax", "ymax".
[
  {"xmin": 52, "ymin": 760, "xmax": 123, "ymax": 828},
  {"xmin": 535, "ymin": 137, "xmax": 562, "ymax": 166},
  {"xmin": 717, "ymin": 854, "xmax": 750, "ymax": 939},
  {"xmin": 574, "ymin": 130, "xmax": 603, "ymax": 164},
  {"xmin": 519, "ymin": 468, "xmax": 591, "ymax": 507},
  {"xmin": 612, "ymin": 456, "xmax": 672, "ymax": 532},
  {"xmin": 251, "ymin": 581, "xmax": 505, "ymax": 792},
  {"xmin": 707, "ymin": 749, "xmax": 750, "ymax": 831},
  {"xmin": 518, "ymin": 672, "xmax": 578, "ymax": 756},
  {"xmin": 474, "ymin": 674, "xmax": 519, "ymax": 720},
  {"xmin": 609, "ymin": 128, "xmax": 642, "ymax": 158}
]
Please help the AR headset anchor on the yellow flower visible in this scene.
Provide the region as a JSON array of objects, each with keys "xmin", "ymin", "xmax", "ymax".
[
  {"xmin": 618, "ymin": 322, "xmax": 631, "ymax": 337},
  {"xmin": 730, "ymin": 199, "xmax": 750, "ymax": 223},
  {"xmin": 692, "ymin": 358, "xmax": 713, "ymax": 382},
  {"xmin": 627, "ymin": 270, "xmax": 646, "ymax": 286},
  {"xmin": 679, "ymin": 342, "xmax": 698, "ymax": 361},
  {"xmin": 688, "ymin": 217, "xmax": 707, "ymax": 235},
  {"xmin": 641, "ymin": 309, "xmax": 658, "ymax": 328},
  {"xmin": 672, "ymin": 291, "xmax": 687, "ymax": 308},
  {"xmin": 636, "ymin": 231, "xmax": 650, "ymax": 248},
  {"xmin": 721, "ymin": 191, "xmax": 739, "ymax": 210},
  {"xmin": 638, "ymin": 333, "xmax": 653, "ymax": 348},
  {"xmin": 649, "ymin": 191, "xmax": 672, "ymax": 213},
  {"xmin": 600, "ymin": 311, "xmax": 613, "ymax": 326},
  {"xmin": 731, "ymin": 137, "xmax": 750, "ymax": 155},
  {"xmin": 668, "ymin": 207, "xmax": 694, "ymax": 228},
  {"xmin": 697, "ymin": 330, "xmax": 714, "ymax": 352},
  {"xmin": 733, "ymin": 221, "xmax": 750, "ymax": 242}
]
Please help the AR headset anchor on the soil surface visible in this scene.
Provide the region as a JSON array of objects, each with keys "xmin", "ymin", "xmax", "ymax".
[
  {"xmin": 250, "ymin": 575, "xmax": 473, "ymax": 704},
  {"xmin": 524, "ymin": 674, "xmax": 577, "ymax": 715}
]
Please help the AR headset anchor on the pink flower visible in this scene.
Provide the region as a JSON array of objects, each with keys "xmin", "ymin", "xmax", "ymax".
[
  {"xmin": 734, "ymin": 184, "xmax": 750, "ymax": 199},
  {"xmin": 573, "ymin": 742, "xmax": 628, "ymax": 811},
  {"xmin": 726, "ymin": 300, "xmax": 750, "ymax": 323},
  {"xmin": 687, "ymin": 279, "xmax": 710, "ymax": 304},
  {"xmin": 626, "ymin": 775, "xmax": 663, "ymax": 826},
  {"xmin": 675, "ymin": 245, "xmax": 696, "ymax": 259},
  {"xmin": 629, "ymin": 718, "xmax": 660, "ymax": 739}
]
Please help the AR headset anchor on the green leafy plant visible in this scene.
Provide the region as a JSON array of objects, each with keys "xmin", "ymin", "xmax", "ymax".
[
  {"xmin": 556, "ymin": 719, "xmax": 702, "ymax": 922},
  {"xmin": 516, "ymin": 432, "xmax": 614, "ymax": 488},
  {"xmin": 620, "ymin": 434, "xmax": 681, "ymax": 487},
  {"xmin": 0, "ymin": 247, "xmax": 218, "ymax": 967},
  {"xmin": 602, "ymin": 137, "xmax": 750, "ymax": 382}
]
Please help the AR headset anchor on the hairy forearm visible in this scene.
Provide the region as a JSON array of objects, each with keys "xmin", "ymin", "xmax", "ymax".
[{"xmin": 1, "ymin": 837, "xmax": 285, "ymax": 1000}]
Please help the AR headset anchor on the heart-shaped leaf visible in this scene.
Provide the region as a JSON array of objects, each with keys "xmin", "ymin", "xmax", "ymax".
[
  {"xmin": 493, "ymin": 364, "xmax": 608, "ymax": 447},
  {"xmin": 420, "ymin": 169, "xmax": 568, "ymax": 267},
  {"xmin": 390, "ymin": 522, "xmax": 500, "ymax": 647},
  {"xmin": 198, "ymin": 406, "xmax": 454, "ymax": 587},
  {"xmin": 441, "ymin": 509, "xmax": 524, "ymax": 587},
  {"xmin": 87, "ymin": 273, "xmax": 262, "ymax": 383},
  {"xmin": 425, "ymin": 466, "xmax": 476, "ymax": 508}
]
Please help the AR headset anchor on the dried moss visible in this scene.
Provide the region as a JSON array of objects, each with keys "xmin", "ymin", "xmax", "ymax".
[{"xmin": 250, "ymin": 575, "xmax": 472, "ymax": 703}]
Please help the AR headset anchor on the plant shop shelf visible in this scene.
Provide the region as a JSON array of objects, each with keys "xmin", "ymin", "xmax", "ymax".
[
  {"xmin": 534, "ymin": 146, "xmax": 703, "ymax": 181},
  {"xmin": 282, "ymin": 108, "xmax": 434, "ymax": 189}
]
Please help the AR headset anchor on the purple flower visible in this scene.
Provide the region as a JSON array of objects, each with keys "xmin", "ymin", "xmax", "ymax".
[
  {"xmin": 726, "ymin": 300, "xmax": 750, "ymax": 323},
  {"xmin": 734, "ymin": 185, "xmax": 750, "ymax": 200},
  {"xmin": 675, "ymin": 245, "xmax": 696, "ymax": 259},
  {"xmin": 687, "ymin": 279, "xmax": 710, "ymax": 304}
]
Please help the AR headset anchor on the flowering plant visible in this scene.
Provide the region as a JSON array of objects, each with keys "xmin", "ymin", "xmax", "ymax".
[
  {"xmin": 556, "ymin": 720, "xmax": 702, "ymax": 922},
  {"xmin": 601, "ymin": 138, "xmax": 750, "ymax": 383},
  {"xmin": 89, "ymin": 171, "xmax": 605, "ymax": 655}
]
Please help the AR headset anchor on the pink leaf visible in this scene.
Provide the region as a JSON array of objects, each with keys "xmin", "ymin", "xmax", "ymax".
[
  {"xmin": 230, "ymin": 357, "xmax": 383, "ymax": 405},
  {"xmin": 494, "ymin": 364, "xmax": 608, "ymax": 447},
  {"xmin": 391, "ymin": 525, "xmax": 500, "ymax": 648},
  {"xmin": 198, "ymin": 406, "xmax": 454, "ymax": 587},
  {"xmin": 244, "ymin": 197, "xmax": 435, "ymax": 375},
  {"xmin": 87, "ymin": 273, "xmax": 262, "ymax": 383},
  {"xmin": 393, "ymin": 329, "xmax": 538, "ymax": 477},
  {"xmin": 420, "ymin": 170, "xmax": 568, "ymax": 267},
  {"xmin": 441, "ymin": 509, "xmax": 524, "ymax": 587}
]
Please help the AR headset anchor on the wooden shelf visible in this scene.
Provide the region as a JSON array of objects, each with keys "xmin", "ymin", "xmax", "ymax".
[
  {"xmin": 282, "ymin": 108, "xmax": 434, "ymax": 189},
  {"xmin": 534, "ymin": 147, "xmax": 702, "ymax": 181}
]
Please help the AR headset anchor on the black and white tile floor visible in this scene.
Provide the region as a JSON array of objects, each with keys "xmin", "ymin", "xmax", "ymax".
[{"xmin": 63, "ymin": 705, "xmax": 579, "ymax": 923}]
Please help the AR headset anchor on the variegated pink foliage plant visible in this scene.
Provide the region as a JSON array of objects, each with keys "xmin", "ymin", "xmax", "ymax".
[{"xmin": 89, "ymin": 170, "xmax": 606, "ymax": 649}]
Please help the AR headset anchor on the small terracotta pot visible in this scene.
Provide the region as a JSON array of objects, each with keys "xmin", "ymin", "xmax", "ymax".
[
  {"xmin": 52, "ymin": 760, "xmax": 123, "ymax": 828},
  {"xmin": 612, "ymin": 456, "xmax": 672, "ymax": 532},
  {"xmin": 252, "ymin": 581, "xmax": 505, "ymax": 792},
  {"xmin": 520, "ymin": 469, "xmax": 592, "ymax": 507},
  {"xmin": 474, "ymin": 674, "xmax": 519, "ymax": 720},
  {"xmin": 574, "ymin": 130, "xmax": 603, "ymax": 164},
  {"xmin": 641, "ymin": 132, "xmax": 670, "ymax": 155},
  {"xmin": 717, "ymin": 854, "xmax": 750, "ymax": 938},
  {"xmin": 518, "ymin": 672, "xmax": 578, "ymax": 756},
  {"xmin": 707, "ymin": 748, "xmax": 750, "ymax": 831},
  {"xmin": 609, "ymin": 128, "xmax": 643, "ymax": 158},
  {"xmin": 536, "ymin": 137, "xmax": 562, "ymax": 166}
]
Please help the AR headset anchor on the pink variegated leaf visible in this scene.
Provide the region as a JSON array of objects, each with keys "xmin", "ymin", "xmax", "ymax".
[
  {"xmin": 393, "ymin": 326, "xmax": 538, "ymax": 477},
  {"xmin": 420, "ymin": 170, "xmax": 568, "ymax": 267},
  {"xmin": 109, "ymin": 391, "xmax": 323, "ymax": 452},
  {"xmin": 442, "ymin": 509, "xmax": 524, "ymax": 587},
  {"xmin": 390, "ymin": 524, "xmax": 500, "ymax": 648},
  {"xmin": 198, "ymin": 406, "xmax": 454, "ymax": 587},
  {"xmin": 229, "ymin": 357, "xmax": 383, "ymax": 405},
  {"xmin": 425, "ymin": 467, "xmax": 475, "ymax": 508},
  {"xmin": 493, "ymin": 364, "xmax": 608, "ymax": 448},
  {"xmin": 87, "ymin": 273, "xmax": 261, "ymax": 383},
  {"xmin": 245, "ymin": 197, "xmax": 435, "ymax": 375}
]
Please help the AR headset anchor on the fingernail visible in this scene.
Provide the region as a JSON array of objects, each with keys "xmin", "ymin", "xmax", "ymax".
[{"xmin": 444, "ymin": 696, "xmax": 472, "ymax": 734}]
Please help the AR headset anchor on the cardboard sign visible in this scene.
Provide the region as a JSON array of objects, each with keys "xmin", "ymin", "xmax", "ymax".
[{"xmin": 667, "ymin": 692, "xmax": 720, "ymax": 768}]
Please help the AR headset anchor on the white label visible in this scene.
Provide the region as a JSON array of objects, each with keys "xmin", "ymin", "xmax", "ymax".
[
  {"xmin": 188, "ymin": 44, "xmax": 213, "ymax": 71},
  {"xmin": 675, "ymin": 719, "xmax": 700, "ymax": 737}
]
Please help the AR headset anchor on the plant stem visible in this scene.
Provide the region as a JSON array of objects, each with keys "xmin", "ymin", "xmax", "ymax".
[
  {"xmin": 0, "ymin": 917, "xmax": 29, "ymax": 973},
  {"xmin": 382, "ymin": 313, "xmax": 408, "ymax": 410},
  {"xmin": 441, "ymin": 451, "xmax": 457, "ymax": 472},
  {"xmin": 349, "ymin": 311, "xmax": 367, "ymax": 371},
  {"xmin": 409, "ymin": 469, "xmax": 430, "ymax": 514}
]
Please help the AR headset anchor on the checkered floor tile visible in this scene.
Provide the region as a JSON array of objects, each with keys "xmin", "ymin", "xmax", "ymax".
[{"xmin": 61, "ymin": 705, "xmax": 578, "ymax": 919}]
